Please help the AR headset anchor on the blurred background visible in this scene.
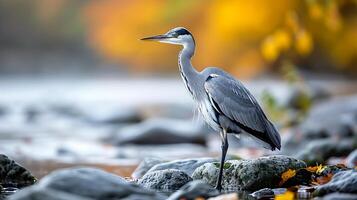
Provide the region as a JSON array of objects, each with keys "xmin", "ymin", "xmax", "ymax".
[{"xmin": 0, "ymin": 0, "xmax": 356, "ymax": 178}]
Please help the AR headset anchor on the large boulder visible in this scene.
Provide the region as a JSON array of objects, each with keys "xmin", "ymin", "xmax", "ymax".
[
  {"xmin": 138, "ymin": 169, "xmax": 192, "ymax": 192},
  {"xmin": 168, "ymin": 180, "xmax": 219, "ymax": 200},
  {"xmin": 296, "ymin": 139, "xmax": 357, "ymax": 165},
  {"xmin": 0, "ymin": 154, "xmax": 36, "ymax": 188},
  {"xmin": 10, "ymin": 167, "xmax": 166, "ymax": 200},
  {"xmin": 314, "ymin": 170, "xmax": 357, "ymax": 197},
  {"xmin": 146, "ymin": 157, "xmax": 217, "ymax": 177},
  {"xmin": 192, "ymin": 155, "xmax": 306, "ymax": 191},
  {"xmin": 108, "ymin": 118, "xmax": 207, "ymax": 145}
]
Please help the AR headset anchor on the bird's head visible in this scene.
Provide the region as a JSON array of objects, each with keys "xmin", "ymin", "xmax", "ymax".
[{"xmin": 141, "ymin": 27, "xmax": 194, "ymax": 46}]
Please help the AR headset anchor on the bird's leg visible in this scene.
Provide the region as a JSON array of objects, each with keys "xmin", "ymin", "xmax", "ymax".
[{"xmin": 215, "ymin": 129, "xmax": 228, "ymax": 192}]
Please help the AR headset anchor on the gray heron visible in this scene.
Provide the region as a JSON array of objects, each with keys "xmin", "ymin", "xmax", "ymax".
[{"xmin": 141, "ymin": 27, "xmax": 281, "ymax": 191}]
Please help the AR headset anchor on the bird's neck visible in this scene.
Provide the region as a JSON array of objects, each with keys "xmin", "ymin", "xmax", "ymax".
[{"xmin": 178, "ymin": 42, "xmax": 200, "ymax": 98}]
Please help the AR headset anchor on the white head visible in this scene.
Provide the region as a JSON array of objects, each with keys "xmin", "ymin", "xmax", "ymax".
[{"xmin": 141, "ymin": 27, "xmax": 194, "ymax": 47}]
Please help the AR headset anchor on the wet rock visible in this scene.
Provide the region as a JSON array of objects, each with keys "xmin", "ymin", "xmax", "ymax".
[
  {"xmin": 0, "ymin": 105, "xmax": 8, "ymax": 117},
  {"xmin": 300, "ymin": 96, "xmax": 357, "ymax": 138},
  {"xmin": 12, "ymin": 167, "xmax": 166, "ymax": 200},
  {"xmin": 48, "ymin": 104, "xmax": 82, "ymax": 118},
  {"xmin": 346, "ymin": 149, "xmax": 357, "ymax": 168},
  {"xmin": 0, "ymin": 154, "xmax": 36, "ymax": 188},
  {"xmin": 109, "ymin": 118, "xmax": 207, "ymax": 145},
  {"xmin": 83, "ymin": 107, "xmax": 141, "ymax": 125},
  {"xmin": 192, "ymin": 155, "xmax": 306, "ymax": 191},
  {"xmin": 9, "ymin": 187, "xmax": 92, "ymax": 200},
  {"xmin": 138, "ymin": 169, "xmax": 192, "ymax": 192},
  {"xmin": 296, "ymin": 139, "xmax": 356, "ymax": 165},
  {"xmin": 147, "ymin": 157, "xmax": 217, "ymax": 176},
  {"xmin": 319, "ymin": 193, "xmax": 357, "ymax": 200},
  {"xmin": 314, "ymin": 170, "xmax": 357, "ymax": 196},
  {"xmin": 168, "ymin": 180, "xmax": 219, "ymax": 200},
  {"xmin": 131, "ymin": 157, "xmax": 166, "ymax": 179},
  {"xmin": 250, "ymin": 188, "xmax": 274, "ymax": 199},
  {"xmin": 284, "ymin": 96, "xmax": 357, "ymax": 154}
]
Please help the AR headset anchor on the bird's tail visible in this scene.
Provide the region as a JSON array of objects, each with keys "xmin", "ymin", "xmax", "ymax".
[{"xmin": 265, "ymin": 121, "xmax": 281, "ymax": 150}]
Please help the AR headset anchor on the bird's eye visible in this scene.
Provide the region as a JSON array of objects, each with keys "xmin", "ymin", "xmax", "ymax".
[{"xmin": 171, "ymin": 32, "xmax": 179, "ymax": 38}]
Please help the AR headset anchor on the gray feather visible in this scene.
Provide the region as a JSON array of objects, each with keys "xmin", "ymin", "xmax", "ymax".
[{"xmin": 204, "ymin": 74, "xmax": 281, "ymax": 150}]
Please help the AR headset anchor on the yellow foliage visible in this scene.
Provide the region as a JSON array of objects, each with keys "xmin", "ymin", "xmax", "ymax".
[
  {"xmin": 261, "ymin": 37, "xmax": 280, "ymax": 62},
  {"xmin": 309, "ymin": 3, "xmax": 324, "ymax": 20},
  {"xmin": 81, "ymin": 0, "xmax": 357, "ymax": 74},
  {"xmin": 275, "ymin": 191, "xmax": 295, "ymax": 200},
  {"xmin": 275, "ymin": 30, "xmax": 292, "ymax": 51},
  {"xmin": 295, "ymin": 30, "xmax": 313, "ymax": 56}
]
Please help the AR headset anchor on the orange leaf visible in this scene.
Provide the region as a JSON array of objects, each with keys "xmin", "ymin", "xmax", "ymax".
[
  {"xmin": 279, "ymin": 169, "xmax": 296, "ymax": 186},
  {"xmin": 315, "ymin": 173, "xmax": 333, "ymax": 185}
]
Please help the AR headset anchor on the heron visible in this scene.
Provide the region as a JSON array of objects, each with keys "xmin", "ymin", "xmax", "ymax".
[{"xmin": 141, "ymin": 27, "xmax": 281, "ymax": 191}]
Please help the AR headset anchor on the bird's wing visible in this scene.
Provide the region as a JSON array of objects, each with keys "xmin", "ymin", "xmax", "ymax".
[
  {"xmin": 204, "ymin": 74, "xmax": 266, "ymax": 132},
  {"xmin": 204, "ymin": 74, "xmax": 281, "ymax": 150}
]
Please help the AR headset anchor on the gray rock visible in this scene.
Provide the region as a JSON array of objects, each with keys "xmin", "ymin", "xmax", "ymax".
[
  {"xmin": 250, "ymin": 188, "xmax": 274, "ymax": 199},
  {"xmin": 9, "ymin": 187, "xmax": 92, "ymax": 200},
  {"xmin": 314, "ymin": 170, "xmax": 357, "ymax": 196},
  {"xmin": 346, "ymin": 149, "xmax": 357, "ymax": 168},
  {"xmin": 147, "ymin": 157, "xmax": 217, "ymax": 176},
  {"xmin": 319, "ymin": 193, "xmax": 357, "ymax": 200},
  {"xmin": 300, "ymin": 96, "xmax": 357, "ymax": 138},
  {"xmin": 284, "ymin": 96, "xmax": 357, "ymax": 154},
  {"xmin": 83, "ymin": 107, "xmax": 141, "ymax": 125},
  {"xmin": 21, "ymin": 167, "xmax": 165, "ymax": 200},
  {"xmin": 168, "ymin": 180, "xmax": 219, "ymax": 200},
  {"xmin": 110, "ymin": 118, "xmax": 207, "ymax": 145},
  {"xmin": 138, "ymin": 169, "xmax": 192, "ymax": 192},
  {"xmin": 0, "ymin": 154, "xmax": 36, "ymax": 188},
  {"xmin": 131, "ymin": 157, "xmax": 166, "ymax": 179},
  {"xmin": 192, "ymin": 155, "xmax": 306, "ymax": 191},
  {"xmin": 296, "ymin": 139, "xmax": 357, "ymax": 165}
]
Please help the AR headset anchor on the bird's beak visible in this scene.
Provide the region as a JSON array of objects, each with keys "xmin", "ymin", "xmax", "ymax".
[{"xmin": 141, "ymin": 34, "xmax": 172, "ymax": 41}]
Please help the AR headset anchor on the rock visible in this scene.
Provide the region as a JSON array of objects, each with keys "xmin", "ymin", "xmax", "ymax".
[
  {"xmin": 109, "ymin": 118, "xmax": 207, "ymax": 145},
  {"xmin": 147, "ymin": 157, "xmax": 217, "ymax": 176},
  {"xmin": 314, "ymin": 170, "xmax": 357, "ymax": 196},
  {"xmin": 346, "ymin": 149, "xmax": 357, "ymax": 168},
  {"xmin": 250, "ymin": 188, "xmax": 274, "ymax": 199},
  {"xmin": 300, "ymin": 96, "xmax": 357, "ymax": 138},
  {"xmin": 12, "ymin": 167, "xmax": 166, "ymax": 200},
  {"xmin": 168, "ymin": 180, "xmax": 219, "ymax": 200},
  {"xmin": 9, "ymin": 187, "xmax": 92, "ymax": 200},
  {"xmin": 0, "ymin": 154, "xmax": 36, "ymax": 188},
  {"xmin": 0, "ymin": 105, "xmax": 8, "ymax": 117},
  {"xmin": 319, "ymin": 193, "xmax": 357, "ymax": 200},
  {"xmin": 192, "ymin": 155, "xmax": 306, "ymax": 191},
  {"xmin": 131, "ymin": 157, "xmax": 166, "ymax": 179},
  {"xmin": 284, "ymin": 96, "xmax": 357, "ymax": 154},
  {"xmin": 48, "ymin": 104, "xmax": 82, "ymax": 118},
  {"xmin": 138, "ymin": 169, "xmax": 192, "ymax": 192},
  {"xmin": 83, "ymin": 106, "xmax": 141, "ymax": 125},
  {"xmin": 296, "ymin": 139, "xmax": 357, "ymax": 165}
]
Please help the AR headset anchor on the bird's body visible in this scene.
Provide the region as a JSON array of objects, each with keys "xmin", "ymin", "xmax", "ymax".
[{"xmin": 142, "ymin": 27, "xmax": 281, "ymax": 191}]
